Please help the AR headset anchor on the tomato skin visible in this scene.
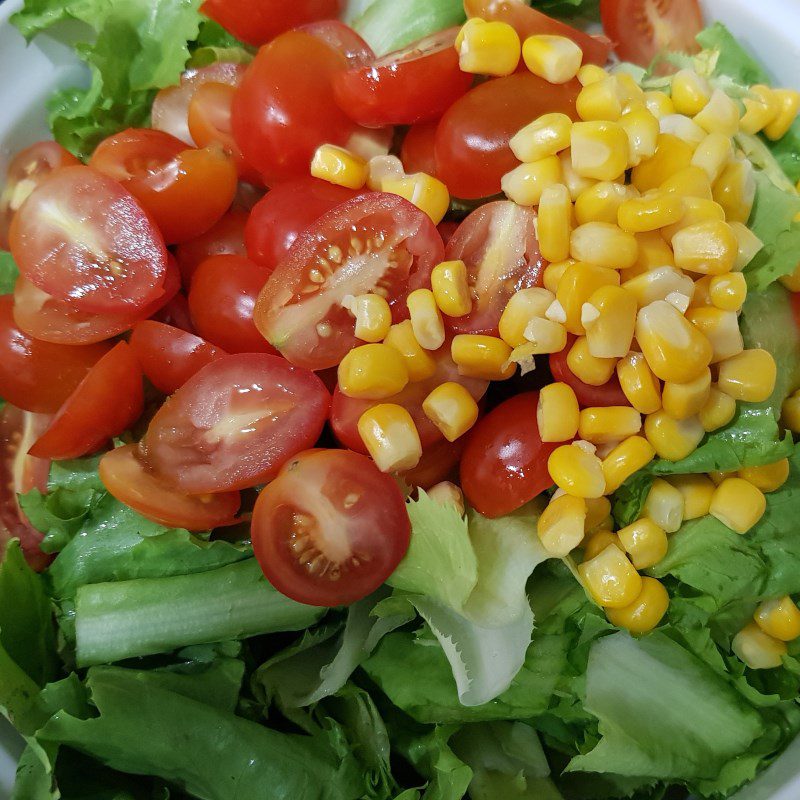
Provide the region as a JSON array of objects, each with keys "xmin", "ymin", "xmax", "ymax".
[
  {"xmin": 549, "ymin": 335, "xmax": 630, "ymax": 407},
  {"xmin": 435, "ymin": 73, "xmax": 580, "ymax": 199},
  {"xmin": 437, "ymin": 220, "xmax": 459, "ymax": 246},
  {"xmin": 298, "ymin": 20, "xmax": 374, "ymax": 67},
  {"xmin": 29, "ymin": 342, "xmax": 144, "ymax": 461},
  {"xmin": 176, "ymin": 207, "xmax": 248, "ymax": 287},
  {"xmin": 99, "ymin": 444, "xmax": 241, "ymax": 531},
  {"xmin": 150, "ymin": 292, "xmax": 194, "ymax": 333},
  {"xmin": 251, "ymin": 449, "xmax": 410, "ymax": 606},
  {"xmin": 142, "ymin": 353, "xmax": 331, "ymax": 494},
  {"xmin": 460, "ymin": 391, "xmax": 558, "ymax": 518},
  {"xmin": 402, "ymin": 437, "xmax": 465, "ymax": 490},
  {"xmin": 401, "ymin": 121, "xmax": 439, "ymax": 177}
]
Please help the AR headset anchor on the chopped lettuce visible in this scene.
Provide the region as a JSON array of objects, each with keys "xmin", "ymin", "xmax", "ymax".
[{"xmin": 0, "ymin": 251, "xmax": 19, "ymax": 296}]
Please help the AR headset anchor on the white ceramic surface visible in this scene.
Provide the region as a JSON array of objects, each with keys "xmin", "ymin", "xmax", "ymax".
[{"xmin": 1, "ymin": 0, "xmax": 799, "ymax": 797}]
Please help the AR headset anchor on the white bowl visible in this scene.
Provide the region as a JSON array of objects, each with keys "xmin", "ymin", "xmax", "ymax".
[{"xmin": 1, "ymin": 0, "xmax": 799, "ymax": 797}]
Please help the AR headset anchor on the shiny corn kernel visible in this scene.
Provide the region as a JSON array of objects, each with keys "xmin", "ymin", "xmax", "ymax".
[
  {"xmin": 763, "ymin": 89, "xmax": 800, "ymax": 141},
  {"xmin": 579, "ymin": 406, "xmax": 642, "ymax": 445},
  {"xmin": 644, "ymin": 477, "xmax": 684, "ymax": 533},
  {"xmin": 383, "ymin": 173, "xmax": 450, "ymax": 224},
  {"xmin": 709, "ymin": 470, "xmax": 734, "ymax": 486},
  {"xmin": 710, "ymin": 477, "xmax": 766, "ymax": 534},
  {"xmin": 567, "ymin": 335, "xmax": 617, "ymax": 386},
  {"xmin": 431, "ymin": 260, "xmax": 472, "ymax": 318},
  {"xmin": 620, "ymin": 105, "xmax": 659, "ymax": 166},
  {"xmin": 422, "ymin": 382, "xmax": 479, "ymax": 442},
  {"xmin": 383, "ymin": 320, "xmax": 437, "ymax": 382},
  {"xmin": 427, "ymin": 481, "xmax": 465, "ymax": 515},
  {"xmin": 713, "ymin": 159, "xmax": 755, "ymax": 224},
  {"xmin": 543, "ymin": 259, "xmax": 574, "ymax": 293},
  {"xmin": 699, "ymin": 385, "xmax": 737, "ymax": 432},
  {"xmin": 690, "ymin": 133, "xmax": 733, "ymax": 183},
  {"xmin": 739, "ymin": 459, "xmax": 790, "ymax": 494},
  {"xmin": 623, "ymin": 231, "xmax": 675, "ymax": 282},
  {"xmin": 366, "ymin": 154, "xmax": 404, "ymax": 191},
  {"xmin": 570, "ymin": 121, "xmax": 629, "ymax": 181},
  {"xmin": 617, "ymin": 352, "xmax": 662, "ymax": 414},
  {"xmin": 606, "ymin": 577, "xmax": 669, "ymax": 633},
  {"xmin": 641, "ymin": 90, "xmax": 673, "ymax": 121},
  {"xmin": 576, "ymin": 77, "xmax": 623, "ymax": 121},
  {"xmin": 661, "ymin": 197, "xmax": 726, "ymax": 242},
  {"xmin": 548, "ymin": 443, "xmax": 606, "ymax": 498},
  {"xmin": 498, "ymin": 287, "xmax": 555, "ymax": 347},
  {"xmin": 669, "ymin": 474, "xmax": 715, "ymax": 520},
  {"xmin": 522, "ymin": 34, "xmax": 583, "ymax": 84},
  {"xmin": 311, "ymin": 144, "xmax": 368, "ymax": 189},
  {"xmin": 585, "ymin": 496, "xmax": 612, "ymax": 531},
  {"xmin": 779, "ymin": 261, "xmax": 800, "ymax": 292},
  {"xmin": 338, "ymin": 343, "xmax": 409, "ymax": 400},
  {"xmin": 623, "ymin": 266, "xmax": 694, "ymax": 309},
  {"xmin": 349, "ymin": 293, "xmax": 392, "ymax": 342},
  {"xmin": 659, "ymin": 114, "xmax": 706, "ymax": 147},
  {"xmin": 523, "ymin": 317, "xmax": 567, "ymax": 353},
  {"xmin": 709, "ymin": 273, "xmax": 747, "ymax": 311},
  {"xmin": 617, "ymin": 518, "xmax": 668, "ymax": 570},
  {"xmin": 782, "ymin": 391, "xmax": 800, "ymax": 433},
  {"xmin": 570, "ymin": 222, "xmax": 638, "ymax": 270},
  {"xmin": 358, "ymin": 403, "xmax": 422, "ymax": 472},
  {"xmin": 579, "ymin": 544, "xmax": 642, "ymax": 608},
  {"xmin": 733, "ymin": 622, "xmax": 786, "ymax": 669},
  {"xmin": 574, "ymin": 181, "xmax": 634, "ymax": 226},
  {"xmin": 451, "ymin": 334, "xmax": 515, "ymax": 381},
  {"xmin": 671, "ymin": 69, "xmax": 712, "ymax": 116},
  {"xmin": 538, "ymin": 382, "xmax": 580, "ymax": 442},
  {"xmin": 510, "ymin": 113, "xmax": 573, "ymax": 162},
  {"xmin": 559, "ymin": 149, "xmax": 597, "ymax": 199},
  {"xmin": 556, "ymin": 262, "xmax": 620, "ymax": 335},
  {"xmin": 602, "ymin": 435, "xmax": 656, "ymax": 493},
  {"xmin": 740, "ymin": 85, "xmax": 779, "ymax": 135},
  {"xmin": 662, "ymin": 367, "xmax": 712, "ymax": 420},
  {"xmin": 457, "ymin": 18, "xmax": 521, "ymax": 77},
  {"xmin": 685, "ymin": 307, "xmax": 743, "ymax": 363},
  {"xmin": 501, "ymin": 156, "xmax": 563, "ymax": 206},
  {"xmin": 577, "ymin": 64, "xmax": 608, "ymax": 86},
  {"xmin": 644, "ymin": 410, "xmax": 705, "ymax": 462},
  {"xmin": 754, "ymin": 596, "xmax": 800, "ymax": 642},
  {"xmin": 538, "ymin": 184, "xmax": 573, "ymax": 262},
  {"xmin": 694, "ymin": 89, "xmax": 741, "ymax": 136},
  {"xmin": 584, "ymin": 285, "xmax": 637, "ymax": 358},
  {"xmin": 618, "ymin": 192, "xmax": 684, "ymax": 233},
  {"xmin": 615, "ymin": 72, "xmax": 645, "ymax": 105},
  {"xmin": 660, "ymin": 165, "xmax": 713, "ymax": 200},
  {"xmin": 717, "ymin": 349, "xmax": 777, "ymax": 403},
  {"xmin": 538, "ymin": 494, "xmax": 587, "ymax": 556},
  {"xmin": 406, "ymin": 289, "xmax": 445, "ymax": 351},
  {"xmin": 583, "ymin": 529, "xmax": 623, "ymax": 560},
  {"xmin": 672, "ymin": 220, "xmax": 738, "ymax": 275},
  {"xmin": 631, "ymin": 134, "xmax": 694, "ymax": 193}
]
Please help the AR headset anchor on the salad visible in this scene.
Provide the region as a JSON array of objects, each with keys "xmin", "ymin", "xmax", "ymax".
[{"xmin": 1, "ymin": 0, "xmax": 800, "ymax": 797}]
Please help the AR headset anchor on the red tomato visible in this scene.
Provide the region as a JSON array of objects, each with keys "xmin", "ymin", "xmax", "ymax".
[
  {"xmin": 0, "ymin": 141, "xmax": 79, "ymax": 250},
  {"xmin": 332, "ymin": 29, "xmax": 473, "ymax": 128},
  {"xmin": 0, "ymin": 296, "xmax": 111, "ymax": 414},
  {"xmin": 549, "ymin": 335, "xmax": 630, "ymax": 407},
  {"xmin": 200, "ymin": 0, "xmax": 344, "ymax": 48},
  {"xmin": 188, "ymin": 254, "xmax": 276, "ymax": 354},
  {"xmin": 176, "ymin": 207, "xmax": 248, "ymax": 286},
  {"xmin": 435, "ymin": 73, "xmax": 580, "ymax": 199},
  {"xmin": 445, "ymin": 201, "xmax": 543, "ymax": 335},
  {"xmin": 401, "ymin": 121, "xmax": 439, "ymax": 176},
  {"xmin": 129, "ymin": 320, "xmax": 227, "ymax": 395},
  {"xmin": 251, "ymin": 449, "xmax": 410, "ymax": 606},
  {"xmin": 600, "ymin": 0, "xmax": 703, "ymax": 66},
  {"xmin": 150, "ymin": 292, "xmax": 194, "ymax": 333},
  {"xmin": 401, "ymin": 437, "xmax": 465, "ymax": 490},
  {"xmin": 29, "ymin": 342, "xmax": 144, "ymax": 460},
  {"xmin": 99, "ymin": 444, "xmax": 241, "ymax": 531},
  {"xmin": 460, "ymin": 392, "xmax": 558, "ymax": 518},
  {"xmin": 0, "ymin": 406, "xmax": 51, "ymax": 571},
  {"xmin": 10, "ymin": 166, "xmax": 168, "ymax": 314},
  {"xmin": 245, "ymin": 178, "xmax": 358, "ymax": 272},
  {"xmin": 142, "ymin": 353, "xmax": 331, "ymax": 493},
  {"xmin": 437, "ymin": 220, "xmax": 459, "ymax": 246},
  {"xmin": 255, "ymin": 193, "xmax": 444, "ymax": 370},
  {"xmin": 299, "ymin": 20, "xmax": 374, "ymax": 67},
  {"xmin": 465, "ymin": 0, "xmax": 612, "ymax": 65}
]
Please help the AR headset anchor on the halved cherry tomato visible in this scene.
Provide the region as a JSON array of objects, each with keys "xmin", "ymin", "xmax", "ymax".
[
  {"xmin": 200, "ymin": 0, "xmax": 345, "ymax": 48},
  {"xmin": 254, "ymin": 192, "xmax": 444, "ymax": 370},
  {"xmin": 29, "ymin": 342, "xmax": 144, "ymax": 460},
  {"xmin": 401, "ymin": 437, "xmax": 465, "ymax": 490},
  {"xmin": 142, "ymin": 353, "xmax": 331, "ymax": 493},
  {"xmin": 444, "ymin": 201, "xmax": 543, "ymax": 335},
  {"xmin": 0, "ymin": 296, "xmax": 111, "ymax": 414},
  {"xmin": 90, "ymin": 129, "xmax": 238, "ymax": 244},
  {"xmin": 10, "ymin": 166, "xmax": 168, "ymax": 314},
  {"xmin": 437, "ymin": 220, "xmax": 459, "ymax": 246},
  {"xmin": 176, "ymin": 207, "xmax": 248, "ymax": 286},
  {"xmin": 435, "ymin": 73, "xmax": 580, "ymax": 199},
  {"xmin": 299, "ymin": 20, "xmax": 374, "ymax": 67},
  {"xmin": 401, "ymin": 121, "xmax": 439, "ymax": 177},
  {"xmin": 0, "ymin": 141, "xmax": 79, "ymax": 250},
  {"xmin": 188, "ymin": 254, "xmax": 276, "ymax": 354},
  {"xmin": 130, "ymin": 320, "xmax": 226, "ymax": 395},
  {"xmin": 251, "ymin": 449, "xmax": 410, "ymax": 606},
  {"xmin": 600, "ymin": 0, "xmax": 703, "ymax": 66},
  {"xmin": 460, "ymin": 391, "xmax": 558, "ymax": 518},
  {"xmin": 150, "ymin": 292, "xmax": 194, "ymax": 333},
  {"xmin": 99, "ymin": 444, "xmax": 241, "ymax": 531},
  {"xmin": 245, "ymin": 178, "xmax": 358, "ymax": 272},
  {"xmin": 332, "ymin": 28, "xmax": 473, "ymax": 128}
]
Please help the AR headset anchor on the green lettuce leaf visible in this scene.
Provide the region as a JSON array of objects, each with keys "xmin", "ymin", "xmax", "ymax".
[{"xmin": 0, "ymin": 251, "xmax": 19, "ymax": 296}]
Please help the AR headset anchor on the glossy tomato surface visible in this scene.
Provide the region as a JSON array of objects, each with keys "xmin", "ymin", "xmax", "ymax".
[
  {"xmin": 251, "ymin": 449, "xmax": 410, "ymax": 606},
  {"xmin": 401, "ymin": 437, "xmax": 465, "ymax": 490},
  {"xmin": 401, "ymin": 121, "xmax": 439, "ymax": 177},
  {"xmin": 175, "ymin": 207, "xmax": 248, "ymax": 287},
  {"xmin": 298, "ymin": 20, "xmax": 374, "ymax": 67},
  {"xmin": 549, "ymin": 335, "xmax": 630, "ymax": 407}
]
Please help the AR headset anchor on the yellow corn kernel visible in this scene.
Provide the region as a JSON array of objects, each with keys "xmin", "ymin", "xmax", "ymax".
[
  {"xmin": 631, "ymin": 134, "xmax": 694, "ymax": 193},
  {"xmin": 406, "ymin": 289, "xmax": 445, "ymax": 351},
  {"xmin": 510, "ymin": 113, "xmax": 573, "ymax": 163},
  {"xmin": 709, "ymin": 470, "xmax": 734, "ymax": 486},
  {"xmin": 717, "ymin": 349, "xmax": 777, "ymax": 403},
  {"xmin": 311, "ymin": 144, "xmax": 368, "ymax": 189},
  {"xmin": 522, "ymin": 34, "xmax": 583, "ymax": 84},
  {"xmin": 662, "ymin": 367, "xmax": 712, "ymax": 420},
  {"xmin": 689, "ymin": 275, "xmax": 713, "ymax": 308},
  {"xmin": 685, "ymin": 307, "xmax": 743, "ymax": 363},
  {"xmin": 358, "ymin": 403, "xmax": 422, "ymax": 472},
  {"xmin": 643, "ymin": 477, "xmax": 684, "ymax": 533},
  {"xmin": 543, "ymin": 259, "xmax": 574, "ymax": 293},
  {"xmin": 644, "ymin": 410, "xmax": 705, "ymax": 462},
  {"xmin": 709, "ymin": 273, "xmax": 747, "ymax": 312},
  {"xmin": 537, "ymin": 382, "xmax": 580, "ymax": 443},
  {"xmin": 713, "ymin": 159, "xmax": 755, "ymax": 224},
  {"xmin": 583, "ymin": 529, "xmax": 623, "ymax": 560},
  {"xmin": 754, "ymin": 596, "xmax": 800, "ymax": 642},
  {"xmin": 694, "ymin": 89, "xmax": 741, "ymax": 136},
  {"xmin": 349, "ymin": 293, "xmax": 392, "ymax": 342},
  {"xmin": 710, "ymin": 477, "xmax": 766, "ymax": 534},
  {"xmin": 583, "ymin": 285, "xmax": 637, "ymax": 359},
  {"xmin": 570, "ymin": 222, "xmax": 638, "ymax": 270},
  {"xmin": 574, "ymin": 181, "xmax": 633, "ymax": 226},
  {"xmin": 606, "ymin": 577, "xmax": 669, "ymax": 633},
  {"xmin": 579, "ymin": 406, "xmax": 642, "ymax": 445},
  {"xmin": 669, "ymin": 474, "xmax": 715, "ymax": 520},
  {"xmin": 602, "ymin": 435, "xmax": 656, "ymax": 493},
  {"xmin": 501, "ymin": 156, "xmax": 563, "ymax": 206},
  {"xmin": 616, "ymin": 352, "xmax": 662, "ymax": 414},
  {"xmin": 763, "ymin": 89, "xmax": 800, "ymax": 141},
  {"xmin": 739, "ymin": 459, "xmax": 790, "ymax": 494},
  {"xmin": 661, "ymin": 198, "xmax": 726, "ymax": 243},
  {"xmin": 671, "ymin": 220, "xmax": 738, "ymax": 275},
  {"xmin": 457, "ymin": 18, "xmax": 521, "ymax": 77},
  {"xmin": 422, "ymin": 382, "xmax": 479, "ymax": 442},
  {"xmin": 570, "ymin": 121, "xmax": 629, "ymax": 181},
  {"xmin": 577, "ymin": 63, "xmax": 608, "ymax": 86},
  {"xmin": 548, "ymin": 443, "xmax": 606, "ymax": 498},
  {"xmin": 338, "ymin": 343, "xmax": 409, "ymax": 400},
  {"xmin": 431, "ymin": 260, "xmax": 472, "ymax": 318},
  {"xmin": 698, "ymin": 385, "xmax": 737, "ymax": 432},
  {"xmin": 615, "ymin": 72, "xmax": 645, "ymax": 105},
  {"xmin": 620, "ymin": 104, "xmax": 659, "ymax": 166},
  {"xmin": 427, "ymin": 481, "xmax": 466, "ymax": 515},
  {"xmin": 383, "ymin": 320, "xmax": 437, "ymax": 382},
  {"xmin": 556, "ymin": 262, "xmax": 619, "ymax": 335},
  {"xmin": 537, "ymin": 494, "xmax": 587, "ymax": 556},
  {"xmin": 538, "ymin": 183, "xmax": 573, "ymax": 262},
  {"xmin": 522, "ymin": 316, "xmax": 567, "ymax": 353},
  {"xmin": 567, "ymin": 335, "xmax": 617, "ymax": 386},
  {"xmin": 671, "ymin": 69, "xmax": 712, "ymax": 116},
  {"xmin": 383, "ymin": 173, "xmax": 450, "ymax": 224},
  {"xmin": 617, "ymin": 192, "xmax": 684, "ymax": 234},
  {"xmin": 579, "ymin": 544, "xmax": 642, "ymax": 608},
  {"xmin": 659, "ymin": 113, "xmax": 707, "ymax": 148},
  {"xmin": 617, "ymin": 518, "xmax": 668, "ymax": 570},
  {"xmin": 691, "ymin": 133, "xmax": 734, "ymax": 185},
  {"xmin": 779, "ymin": 261, "xmax": 800, "ymax": 292},
  {"xmin": 559, "ymin": 149, "xmax": 597, "ymax": 200},
  {"xmin": 643, "ymin": 90, "xmax": 675, "ymax": 119},
  {"xmin": 498, "ymin": 287, "xmax": 555, "ymax": 348},
  {"xmin": 783, "ymin": 391, "xmax": 800, "ymax": 433},
  {"xmin": 623, "ymin": 231, "xmax": 675, "ymax": 282},
  {"xmin": 585, "ymin": 495, "xmax": 612, "ymax": 531},
  {"xmin": 623, "ymin": 266, "xmax": 694, "ymax": 310},
  {"xmin": 739, "ymin": 85, "xmax": 779, "ymax": 135},
  {"xmin": 451, "ymin": 334, "xmax": 515, "ymax": 381},
  {"xmin": 576, "ymin": 77, "xmax": 623, "ymax": 122},
  {"xmin": 660, "ymin": 165, "xmax": 713, "ymax": 200},
  {"xmin": 733, "ymin": 622, "xmax": 787, "ymax": 669},
  {"xmin": 366, "ymin": 154, "xmax": 404, "ymax": 191}
]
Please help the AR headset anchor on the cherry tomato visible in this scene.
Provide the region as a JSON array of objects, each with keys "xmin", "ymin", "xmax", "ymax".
[
  {"xmin": 0, "ymin": 141, "xmax": 79, "ymax": 250},
  {"xmin": 0, "ymin": 296, "xmax": 111, "ymax": 414},
  {"xmin": 200, "ymin": 0, "xmax": 345, "ymax": 48},
  {"xmin": 401, "ymin": 121, "xmax": 439, "ymax": 176},
  {"xmin": 176, "ymin": 207, "xmax": 248, "ymax": 287},
  {"xmin": 299, "ymin": 20, "xmax": 374, "ymax": 67},
  {"xmin": 251, "ymin": 449, "xmax": 410, "ymax": 606},
  {"xmin": 445, "ymin": 201, "xmax": 543, "ymax": 335},
  {"xmin": 333, "ymin": 28, "xmax": 473, "ymax": 128},
  {"xmin": 435, "ymin": 73, "xmax": 580, "ymax": 199},
  {"xmin": 29, "ymin": 342, "xmax": 144, "ymax": 460},
  {"xmin": 188, "ymin": 254, "xmax": 276, "ymax": 354},
  {"xmin": 255, "ymin": 192, "xmax": 444, "ymax": 370},
  {"xmin": 245, "ymin": 178, "xmax": 358, "ymax": 272},
  {"xmin": 150, "ymin": 291, "xmax": 194, "ymax": 333},
  {"xmin": 99, "ymin": 444, "xmax": 241, "ymax": 531},
  {"xmin": 437, "ymin": 220, "xmax": 459, "ymax": 246},
  {"xmin": 401, "ymin": 437, "xmax": 465, "ymax": 490},
  {"xmin": 10, "ymin": 166, "xmax": 168, "ymax": 314},
  {"xmin": 460, "ymin": 392, "xmax": 558, "ymax": 518},
  {"xmin": 142, "ymin": 353, "xmax": 331, "ymax": 493},
  {"xmin": 600, "ymin": 0, "xmax": 703, "ymax": 66}
]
